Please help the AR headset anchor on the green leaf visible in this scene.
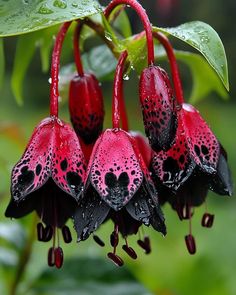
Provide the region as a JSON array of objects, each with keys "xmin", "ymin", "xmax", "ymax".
[
  {"xmin": 154, "ymin": 21, "xmax": 229, "ymax": 91},
  {"xmin": 125, "ymin": 37, "xmax": 147, "ymax": 74},
  {"xmin": 11, "ymin": 33, "xmax": 38, "ymax": 105},
  {"xmin": 0, "ymin": 38, "xmax": 4, "ymax": 89},
  {"xmin": 112, "ymin": 6, "xmax": 132, "ymax": 38},
  {"xmin": 174, "ymin": 51, "xmax": 228, "ymax": 103},
  {"xmin": 31, "ymin": 257, "xmax": 151, "ymax": 295},
  {"xmin": 0, "ymin": 0, "xmax": 102, "ymax": 37}
]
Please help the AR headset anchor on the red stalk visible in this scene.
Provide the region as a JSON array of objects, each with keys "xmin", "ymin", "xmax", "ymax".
[
  {"xmin": 104, "ymin": 0, "xmax": 155, "ymax": 65},
  {"xmin": 74, "ymin": 22, "xmax": 84, "ymax": 76},
  {"xmin": 153, "ymin": 31, "xmax": 184, "ymax": 104},
  {"xmin": 112, "ymin": 51, "xmax": 128, "ymax": 129},
  {"xmin": 50, "ymin": 22, "xmax": 72, "ymax": 117}
]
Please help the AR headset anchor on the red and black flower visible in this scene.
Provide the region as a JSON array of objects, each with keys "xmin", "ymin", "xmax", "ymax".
[
  {"xmin": 5, "ymin": 117, "xmax": 86, "ymax": 267},
  {"xmin": 151, "ymin": 103, "xmax": 232, "ymax": 254},
  {"xmin": 73, "ymin": 128, "xmax": 166, "ymax": 265}
]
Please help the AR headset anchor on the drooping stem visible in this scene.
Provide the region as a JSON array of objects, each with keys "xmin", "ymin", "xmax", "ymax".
[
  {"xmin": 50, "ymin": 21, "xmax": 72, "ymax": 117},
  {"xmin": 112, "ymin": 51, "xmax": 128, "ymax": 129},
  {"xmin": 104, "ymin": 0, "xmax": 155, "ymax": 65},
  {"xmin": 74, "ymin": 22, "xmax": 84, "ymax": 76},
  {"xmin": 153, "ymin": 31, "xmax": 184, "ymax": 104}
]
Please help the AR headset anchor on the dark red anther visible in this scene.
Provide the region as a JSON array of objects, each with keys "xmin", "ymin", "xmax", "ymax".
[
  {"xmin": 185, "ymin": 234, "xmax": 196, "ymax": 255},
  {"xmin": 93, "ymin": 235, "xmax": 105, "ymax": 247},
  {"xmin": 144, "ymin": 236, "xmax": 151, "ymax": 254},
  {"xmin": 43, "ymin": 225, "xmax": 53, "ymax": 242},
  {"xmin": 37, "ymin": 222, "xmax": 45, "ymax": 242},
  {"xmin": 122, "ymin": 245, "xmax": 137, "ymax": 259},
  {"xmin": 177, "ymin": 204, "xmax": 192, "ymax": 220},
  {"xmin": 48, "ymin": 247, "xmax": 55, "ymax": 267},
  {"xmin": 201, "ymin": 213, "xmax": 214, "ymax": 228},
  {"xmin": 54, "ymin": 247, "xmax": 64, "ymax": 269},
  {"xmin": 107, "ymin": 252, "xmax": 124, "ymax": 267},
  {"xmin": 137, "ymin": 238, "xmax": 151, "ymax": 254},
  {"xmin": 110, "ymin": 231, "xmax": 119, "ymax": 247},
  {"xmin": 62, "ymin": 225, "xmax": 72, "ymax": 243}
]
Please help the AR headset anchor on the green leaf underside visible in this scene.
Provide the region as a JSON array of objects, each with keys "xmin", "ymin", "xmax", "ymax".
[
  {"xmin": 175, "ymin": 51, "xmax": 228, "ymax": 103},
  {"xmin": 153, "ymin": 21, "xmax": 229, "ymax": 91},
  {"xmin": 0, "ymin": 0, "xmax": 102, "ymax": 37}
]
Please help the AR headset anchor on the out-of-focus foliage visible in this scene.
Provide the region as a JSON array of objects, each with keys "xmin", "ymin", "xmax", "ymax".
[{"xmin": 0, "ymin": 0, "xmax": 235, "ymax": 295}]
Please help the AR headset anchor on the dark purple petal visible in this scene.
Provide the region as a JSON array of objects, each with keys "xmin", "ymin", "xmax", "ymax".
[{"xmin": 73, "ymin": 188, "xmax": 110, "ymax": 242}]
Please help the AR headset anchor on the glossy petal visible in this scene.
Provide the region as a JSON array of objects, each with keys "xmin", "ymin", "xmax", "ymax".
[
  {"xmin": 11, "ymin": 117, "xmax": 86, "ymax": 203},
  {"xmin": 130, "ymin": 131, "xmax": 152, "ymax": 167},
  {"xmin": 73, "ymin": 187, "xmax": 110, "ymax": 241},
  {"xmin": 151, "ymin": 114, "xmax": 196, "ymax": 191},
  {"xmin": 88, "ymin": 129, "xmax": 143, "ymax": 211},
  {"xmin": 69, "ymin": 73, "xmax": 104, "ymax": 144},
  {"xmin": 11, "ymin": 117, "xmax": 54, "ymax": 202},
  {"xmin": 51, "ymin": 120, "xmax": 86, "ymax": 199},
  {"xmin": 181, "ymin": 103, "xmax": 220, "ymax": 174},
  {"xmin": 139, "ymin": 65, "xmax": 177, "ymax": 152},
  {"xmin": 209, "ymin": 146, "xmax": 233, "ymax": 196}
]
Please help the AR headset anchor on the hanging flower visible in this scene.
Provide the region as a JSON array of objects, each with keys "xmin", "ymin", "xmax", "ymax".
[
  {"xmin": 5, "ymin": 117, "xmax": 87, "ymax": 267},
  {"xmin": 139, "ymin": 65, "xmax": 177, "ymax": 152},
  {"xmin": 73, "ymin": 128, "xmax": 166, "ymax": 266}
]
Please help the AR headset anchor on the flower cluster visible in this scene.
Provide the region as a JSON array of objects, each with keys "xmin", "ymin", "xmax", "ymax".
[{"xmin": 5, "ymin": 0, "xmax": 232, "ymax": 268}]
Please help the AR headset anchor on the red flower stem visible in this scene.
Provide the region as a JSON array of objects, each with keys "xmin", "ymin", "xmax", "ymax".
[
  {"xmin": 112, "ymin": 51, "xmax": 128, "ymax": 129},
  {"xmin": 104, "ymin": 0, "xmax": 155, "ymax": 65},
  {"xmin": 153, "ymin": 31, "xmax": 184, "ymax": 104},
  {"xmin": 50, "ymin": 21, "xmax": 72, "ymax": 117},
  {"xmin": 74, "ymin": 22, "xmax": 84, "ymax": 76}
]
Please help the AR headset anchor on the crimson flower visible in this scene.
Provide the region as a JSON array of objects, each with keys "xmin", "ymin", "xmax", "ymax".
[
  {"xmin": 5, "ymin": 117, "xmax": 86, "ymax": 267},
  {"xmin": 73, "ymin": 128, "xmax": 166, "ymax": 266},
  {"xmin": 151, "ymin": 103, "xmax": 232, "ymax": 254}
]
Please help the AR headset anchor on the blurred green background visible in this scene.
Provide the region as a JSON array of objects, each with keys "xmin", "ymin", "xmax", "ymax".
[{"xmin": 0, "ymin": 0, "xmax": 236, "ymax": 294}]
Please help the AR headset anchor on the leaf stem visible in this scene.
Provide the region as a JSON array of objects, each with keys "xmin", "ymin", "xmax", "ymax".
[{"xmin": 104, "ymin": 0, "xmax": 155, "ymax": 65}]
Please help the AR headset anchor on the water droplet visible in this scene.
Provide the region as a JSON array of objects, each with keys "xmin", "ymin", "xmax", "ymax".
[
  {"xmin": 53, "ymin": 0, "xmax": 67, "ymax": 9},
  {"xmin": 72, "ymin": 2, "xmax": 78, "ymax": 7},
  {"xmin": 123, "ymin": 73, "xmax": 129, "ymax": 81},
  {"xmin": 104, "ymin": 32, "xmax": 112, "ymax": 41},
  {"xmin": 38, "ymin": 4, "xmax": 53, "ymax": 14}
]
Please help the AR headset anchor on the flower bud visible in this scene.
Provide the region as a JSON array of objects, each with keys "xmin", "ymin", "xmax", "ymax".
[
  {"xmin": 69, "ymin": 73, "xmax": 104, "ymax": 144},
  {"xmin": 139, "ymin": 65, "xmax": 177, "ymax": 152}
]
